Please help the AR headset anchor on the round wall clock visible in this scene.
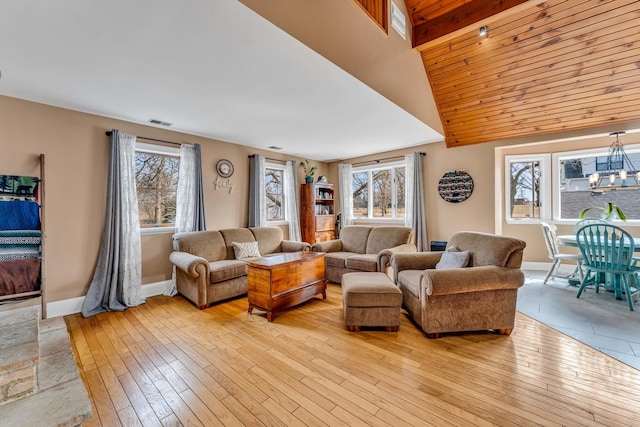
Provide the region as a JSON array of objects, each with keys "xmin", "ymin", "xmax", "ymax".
[
  {"xmin": 216, "ymin": 159, "xmax": 234, "ymax": 178},
  {"xmin": 438, "ymin": 170, "xmax": 474, "ymax": 203}
]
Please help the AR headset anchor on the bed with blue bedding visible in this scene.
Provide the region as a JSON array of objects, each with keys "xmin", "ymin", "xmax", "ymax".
[{"xmin": 0, "ymin": 176, "xmax": 42, "ymax": 298}]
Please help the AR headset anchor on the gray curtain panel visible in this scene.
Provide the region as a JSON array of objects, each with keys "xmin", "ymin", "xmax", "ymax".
[
  {"xmin": 406, "ymin": 152, "xmax": 428, "ymax": 251},
  {"xmin": 248, "ymin": 154, "xmax": 266, "ymax": 227},
  {"xmin": 192, "ymin": 143, "xmax": 206, "ymax": 231},
  {"xmin": 82, "ymin": 129, "xmax": 144, "ymax": 317}
]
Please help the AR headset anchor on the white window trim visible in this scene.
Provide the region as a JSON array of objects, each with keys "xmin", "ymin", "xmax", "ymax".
[
  {"xmin": 504, "ymin": 153, "xmax": 551, "ymax": 224},
  {"xmin": 136, "ymin": 142, "xmax": 180, "ymax": 156},
  {"xmin": 352, "ymin": 159, "xmax": 406, "ymax": 221},
  {"xmin": 265, "ymin": 161, "xmax": 288, "ymax": 224},
  {"xmin": 136, "ymin": 142, "xmax": 180, "ymax": 235},
  {"xmin": 140, "ymin": 226, "xmax": 175, "ymax": 235}
]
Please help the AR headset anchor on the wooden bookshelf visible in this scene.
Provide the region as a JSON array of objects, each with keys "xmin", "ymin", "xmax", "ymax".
[{"xmin": 300, "ymin": 183, "xmax": 335, "ymax": 244}]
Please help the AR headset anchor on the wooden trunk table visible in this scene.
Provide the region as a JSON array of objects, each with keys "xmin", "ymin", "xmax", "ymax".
[{"xmin": 247, "ymin": 251, "xmax": 326, "ymax": 321}]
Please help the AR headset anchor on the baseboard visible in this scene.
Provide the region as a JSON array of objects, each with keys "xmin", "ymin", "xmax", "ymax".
[
  {"xmin": 46, "ymin": 297, "xmax": 84, "ymax": 319},
  {"xmin": 46, "ymin": 280, "xmax": 173, "ymax": 319},
  {"xmin": 522, "ymin": 261, "xmax": 577, "ymax": 275},
  {"xmin": 521, "ymin": 261, "xmax": 547, "ymax": 271},
  {"xmin": 141, "ymin": 280, "xmax": 173, "ymax": 298}
]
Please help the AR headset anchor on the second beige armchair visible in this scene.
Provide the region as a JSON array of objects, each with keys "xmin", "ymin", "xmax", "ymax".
[
  {"xmin": 311, "ymin": 225, "xmax": 416, "ymax": 283},
  {"xmin": 391, "ymin": 231, "xmax": 526, "ymax": 338}
]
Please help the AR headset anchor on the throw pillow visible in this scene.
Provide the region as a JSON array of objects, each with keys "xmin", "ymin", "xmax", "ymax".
[
  {"xmin": 232, "ymin": 241, "xmax": 261, "ymax": 259},
  {"xmin": 435, "ymin": 248, "xmax": 470, "ymax": 270}
]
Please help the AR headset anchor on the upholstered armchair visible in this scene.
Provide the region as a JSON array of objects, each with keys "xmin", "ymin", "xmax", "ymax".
[{"xmin": 391, "ymin": 231, "xmax": 526, "ymax": 338}]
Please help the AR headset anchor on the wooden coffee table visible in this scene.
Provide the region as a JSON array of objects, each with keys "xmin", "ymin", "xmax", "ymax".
[{"xmin": 247, "ymin": 251, "xmax": 326, "ymax": 321}]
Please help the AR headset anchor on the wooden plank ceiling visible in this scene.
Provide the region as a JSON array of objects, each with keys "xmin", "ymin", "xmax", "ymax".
[{"xmin": 406, "ymin": 0, "xmax": 640, "ymax": 147}]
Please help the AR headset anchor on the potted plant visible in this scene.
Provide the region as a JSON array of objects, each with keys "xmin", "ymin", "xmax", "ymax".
[
  {"xmin": 299, "ymin": 160, "xmax": 317, "ymax": 183},
  {"xmin": 579, "ymin": 202, "xmax": 627, "ymax": 221}
]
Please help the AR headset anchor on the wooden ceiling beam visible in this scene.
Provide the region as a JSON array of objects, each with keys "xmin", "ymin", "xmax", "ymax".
[{"xmin": 411, "ymin": 0, "xmax": 531, "ymax": 48}]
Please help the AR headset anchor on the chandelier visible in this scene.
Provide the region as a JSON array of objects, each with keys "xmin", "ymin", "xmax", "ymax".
[{"xmin": 588, "ymin": 131, "xmax": 640, "ymax": 190}]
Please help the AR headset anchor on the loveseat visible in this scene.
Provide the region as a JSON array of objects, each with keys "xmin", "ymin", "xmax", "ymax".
[
  {"xmin": 169, "ymin": 227, "xmax": 310, "ymax": 309},
  {"xmin": 310, "ymin": 225, "xmax": 416, "ymax": 284},
  {"xmin": 391, "ymin": 231, "xmax": 526, "ymax": 338}
]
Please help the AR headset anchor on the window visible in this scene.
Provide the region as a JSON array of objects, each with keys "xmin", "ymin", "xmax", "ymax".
[
  {"xmin": 352, "ymin": 162, "xmax": 405, "ymax": 220},
  {"xmin": 265, "ymin": 165, "xmax": 284, "ymax": 222},
  {"xmin": 505, "ymin": 154, "xmax": 550, "ymax": 222},
  {"xmin": 354, "ymin": 0, "xmax": 388, "ymax": 34},
  {"xmin": 135, "ymin": 143, "xmax": 180, "ymax": 229},
  {"xmin": 554, "ymin": 146, "xmax": 640, "ymax": 220},
  {"xmin": 503, "ymin": 133, "xmax": 640, "ymax": 225}
]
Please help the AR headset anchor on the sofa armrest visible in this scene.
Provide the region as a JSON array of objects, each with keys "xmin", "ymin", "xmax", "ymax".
[
  {"xmin": 378, "ymin": 243, "xmax": 418, "ymax": 271},
  {"xmin": 281, "ymin": 240, "xmax": 311, "ymax": 252},
  {"xmin": 421, "ymin": 266, "xmax": 524, "ymax": 296},
  {"xmin": 391, "ymin": 252, "xmax": 442, "ymax": 272},
  {"xmin": 311, "ymin": 239, "xmax": 343, "ymax": 253},
  {"xmin": 169, "ymin": 251, "xmax": 210, "ymax": 277}
]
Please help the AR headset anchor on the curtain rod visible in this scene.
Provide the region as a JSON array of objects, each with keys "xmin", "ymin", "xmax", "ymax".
[
  {"xmin": 352, "ymin": 152, "xmax": 425, "ymax": 166},
  {"xmin": 105, "ymin": 131, "xmax": 182, "ymax": 147},
  {"xmin": 247, "ymin": 154, "xmax": 287, "ymax": 164}
]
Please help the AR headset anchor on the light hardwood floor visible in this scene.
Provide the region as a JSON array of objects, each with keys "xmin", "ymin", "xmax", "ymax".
[{"xmin": 67, "ymin": 284, "xmax": 640, "ymax": 426}]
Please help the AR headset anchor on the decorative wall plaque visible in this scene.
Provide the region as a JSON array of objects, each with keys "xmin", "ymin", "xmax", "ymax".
[
  {"xmin": 216, "ymin": 159, "xmax": 234, "ymax": 178},
  {"xmin": 437, "ymin": 170, "xmax": 474, "ymax": 203}
]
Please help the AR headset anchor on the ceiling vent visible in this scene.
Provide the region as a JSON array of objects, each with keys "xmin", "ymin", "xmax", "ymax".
[
  {"xmin": 268, "ymin": 146, "xmax": 283, "ymax": 150},
  {"xmin": 391, "ymin": 2, "xmax": 406, "ymax": 40},
  {"xmin": 149, "ymin": 119, "xmax": 173, "ymax": 126}
]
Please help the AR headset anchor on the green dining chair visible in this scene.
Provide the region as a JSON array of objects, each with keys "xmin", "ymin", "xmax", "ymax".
[
  {"xmin": 575, "ymin": 224, "xmax": 640, "ymax": 311},
  {"xmin": 572, "ymin": 218, "xmax": 608, "ymax": 234}
]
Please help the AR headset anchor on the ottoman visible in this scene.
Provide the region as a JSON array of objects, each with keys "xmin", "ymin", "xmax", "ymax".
[{"xmin": 341, "ymin": 272, "xmax": 403, "ymax": 332}]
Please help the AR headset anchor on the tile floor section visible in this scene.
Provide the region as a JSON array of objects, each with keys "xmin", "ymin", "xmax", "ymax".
[{"xmin": 519, "ymin": 269, "xmax": 640, "ymax": 370}]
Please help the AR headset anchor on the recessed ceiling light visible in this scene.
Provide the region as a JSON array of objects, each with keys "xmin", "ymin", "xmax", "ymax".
[{"xmin": 478, "ymin": 25, "xmax": 488, "ymax": 37}]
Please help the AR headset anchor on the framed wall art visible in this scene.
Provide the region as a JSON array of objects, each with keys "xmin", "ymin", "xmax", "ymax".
[{"xmin": 437, "ymin": 170, "xmax": 474, "ymax": 203}]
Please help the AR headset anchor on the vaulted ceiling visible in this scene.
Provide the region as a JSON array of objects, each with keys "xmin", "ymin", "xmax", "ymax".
[{"xmin": 406, "ymin": 0, "xmax": 640, "ymax": 147}]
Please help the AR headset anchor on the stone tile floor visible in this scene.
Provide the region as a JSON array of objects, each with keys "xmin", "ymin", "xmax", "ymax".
[
  {"xmin": 0, "ymin": 312, "xmax": 92, "ymax": 426},
  {"xmin": 519, "ymin": 269, "xmax": 640, "ymax": 370}
]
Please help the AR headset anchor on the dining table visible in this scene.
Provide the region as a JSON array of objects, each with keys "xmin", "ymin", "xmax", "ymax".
[
  {"xmin": 557, "ymin": 234, "xmax": 640, "ymax": 300},
  {"xmin": 557, "ymin": 234, "xmax": 640, "ymax": 250}
]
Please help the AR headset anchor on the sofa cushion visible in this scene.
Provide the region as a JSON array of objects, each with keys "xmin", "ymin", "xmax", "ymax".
[
  {"xmin": 220, "ymin": 228, "xmax": 256, "ymax": 260},
  {"xmin": 344, "ymin": 254, "xmax": 378, "ymax": 272},
  {"xmin": 397, "ymin": 270, "xmax": 422, "ymax": 298},
  {"xmin": 232, "ymin": 241, "xmax": 261, "ymax": 259},
  {"xmin": 365, "ymin": 227, "xmax": 414, "ymax": 254},
  {"xmin": 173, "ymin": 230, "xmax": 227, "ymax": 262},
  {"xmin": 209, "ymin": 260, "xmax": 247, "ymax": 283},
  {"xmin": 250, "ymin": 227, "xmax": 283, "ymax": 256},
  {"xmin": 435, "ymin": 250, "xmax": 469, "ymax": 270},
  {"xmin": 339, "ymin": 226, "xmax": 372, "ymax": 254},
  {"xmin": 325, "ymin": 252, "xmax": 354, "ymax": 268}
]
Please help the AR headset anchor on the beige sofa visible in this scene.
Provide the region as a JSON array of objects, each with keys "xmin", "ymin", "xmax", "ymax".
[
  {"xmin": 169, "ymin": 227, "xmax": 310, "ymax": 309},
  {"xmin": 391, "ymin": 231, "xmax": 526, "ymax": 338},
  {"xmin": 311, "ymin": 225, "xmax": 416, "ymax": 284}
]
